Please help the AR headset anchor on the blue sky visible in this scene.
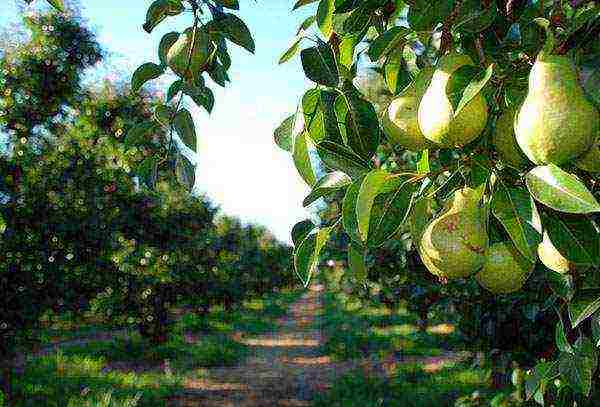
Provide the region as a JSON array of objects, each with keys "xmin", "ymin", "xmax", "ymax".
[{"xmin": 2, "ymin": 0, "xmax": 318, "ymax": 243}]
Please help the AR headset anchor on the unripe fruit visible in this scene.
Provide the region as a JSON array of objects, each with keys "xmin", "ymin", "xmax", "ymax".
[
  {"xmin": 419, "ymin": 187, "xmax": 488, "ymax": 279},
  {"xmin": 515, "ymin": 54, "xmax": 599, "ymax": 165},
  {"xmin": 418, "ymin": 53, "xmax": 488, "ymax": 148},
  {"xmin": 475, "ymin": 241, "xmax": 534, "ymax": 294},
  {"xmin": 167, "ymin": 27, "xmax": 214, "ymax": 79}
]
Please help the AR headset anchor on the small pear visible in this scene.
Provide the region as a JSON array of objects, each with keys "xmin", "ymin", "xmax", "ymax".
[
  {"xmin": 419, "ymin": 187, "xmax": 489, "ymax": 279},
  {"xmin": 167, "ymin": 27, "xmax": 214, "ymax": 79},
  {"xmin": 493, "ymin": 107, "xmax": 530, "ymax": 169},
  {"xmin": 475, "ymin": 242, "xmax": 534, "ymax": 294},
  {"xmin": 382, "ymin": 68, "xmax": 435, "ymax": 151},
  {"xmin": 418, "ymin": 53, "xmax": 489, "ymax": 148},
  {"xmin": 575, "ymin": 137, "xmax": 600, "ymax": 173},
  {"xmin": 515, "ymin": 54, "xmax": 599, "ymax": 165},
  {"xmin": 537, "ymin": 231, "xmax": 570, "ymax": 273}
]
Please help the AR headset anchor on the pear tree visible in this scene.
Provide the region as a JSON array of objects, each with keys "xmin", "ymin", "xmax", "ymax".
[{"xmin": 277, "ymin": 0, "xmax": 600, "ymax": 403}]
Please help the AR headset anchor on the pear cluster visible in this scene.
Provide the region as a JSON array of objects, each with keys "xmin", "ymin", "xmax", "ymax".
[
  {"xmin": 382, "ymin": 51, "xmax": 599, "ymax": 173},
  {"xmin": 417, "ymin": 187, "xmax": 534, "ymax": 294}
]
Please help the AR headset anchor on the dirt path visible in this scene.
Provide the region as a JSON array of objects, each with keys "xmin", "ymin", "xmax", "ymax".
[{"xmin": 170, "ymin": 284, "xmax": 349, "ymax": 406}]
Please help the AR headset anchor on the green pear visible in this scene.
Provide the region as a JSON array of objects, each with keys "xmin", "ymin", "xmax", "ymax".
[
  {"xmin": 493, "ymin": 107, "xmax": 530, "ymax": 169},
  {"xmin": 419, "ymin": 187, "xmax": 489, "ymax": 279},
  {"xmin": 167, "ymin": 27, "xmax": 214, "ymax": 79},
  {"xmin": 382, "ymin": 68, "xmax": 435, "ymax": 151},
  {"xmin": 575, "ymin": 137, "xmax": 600, "ymax": 173},
  {"xmin": 514, "ymin": 54, "xmax": 599, "ymax": 165},
  {"xmin": 418, "ymin": 53, "xmax": 489, "ymax": 148},
  {"xmin": 475, "ymin": 241, "xmax": 534, "ymax": 294},
  {"xmin": 537, "ymin": 231, "xmax": 570, "ymax": 273}
]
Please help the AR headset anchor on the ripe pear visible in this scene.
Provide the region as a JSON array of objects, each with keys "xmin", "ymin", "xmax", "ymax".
[
  {"xmin": 418, "ymin": 53, "xmax": 489, "ymax": 148},
  {"xmin": 475, "ymin": 242, "xmax": 534, "ymax": 294},
  {"xmin": 537, "ymin": 231, "xmax": 570, "ymax": 273},
  {"xmin": 419, "ymin": 187, "xmax": 489, "ymax": 279},
  {"xmin": 382, "ymin": 68, "xmax": 435, "ymax": 151},
  {"xmin": 493, "ymin": 107, "xmax": 530, "ymax": 169},
  {"xmin": 575, "ymin": 137, "xmax": 600, "ymax": 173},
  {"xmin": 514, "ymin": 54, "xmax": 599, "ymax": 165},
  {"xmin": 167, "ymin": 27, "xmax": 214, "ymax": 79}
]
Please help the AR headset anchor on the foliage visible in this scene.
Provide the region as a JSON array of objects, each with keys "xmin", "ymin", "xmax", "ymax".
[{"xmin": 278, "ymin": 0, "xmax": 600, "ymax": 404}]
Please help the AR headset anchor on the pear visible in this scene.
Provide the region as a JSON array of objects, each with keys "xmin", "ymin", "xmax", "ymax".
[
  {"xmin": 514, "ymin": 54, "xmax": 599, "ymax": 165},
  {"xmin": 493, "ymin": 107, "xmax": 530, "ymax": 169},
  {"xmin": 419, "ymin": 187, "xmax": 488, "ymax": 279},
  {"xmin": 418, "ymin": 53, "xmax": 489, "ymax": 148},
  {"xmin": 167, "ymin": 27, "xmax": 214, "ymax": 79},
  {"xmin": 382, "ymin": 68, "xmax": 435, "ymax": 151},
  {"xmin": 575, "ymin": 137, "xmax": 600, "ymax": 173},
  {"xmin": 537, "ymin": 231, "xmax": 570, "ymax": 273},
  {"xmin": 475, "ymin": 241, "xmax": 534, "ymax": 294}
]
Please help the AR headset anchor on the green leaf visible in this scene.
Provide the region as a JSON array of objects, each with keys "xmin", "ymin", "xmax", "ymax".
[
  {"xmin": 343, "ymin": 5, "xmax": 373, "ymax": 33},
  {"xmin": 154, "ymin": 105, "xmax": 174, "ymax": 127},
  {"xmin": 167, "ymin": 80, "xmax": 183, "ymax": 102},
  {"xmin": 214, "ymin": 0, "xmax": 239, "ymax": 10},
  {"xmin": 384, "ymin": 48, "xmax": 412, "ymax": 94},
  {"xmin": 368, "ymin": 26, "xmax": 409, "ymax": 61},
  {"xmin": 315, "ymin": 140, "xmax": 371, "ymax": 180},
  {"xmin": 298, "ymin": 15, "xmax": 316, "ymax": 33},
  {"xmin": 292, "ymin": 220, "xmax": 316, "ymax": 246},
  {"xmin": 294, "ymin": 223, "xmax": 336, "ymax": 287},
  {"xmin": 342, "ymin": 182, "xmax": 363, "ymax": 243},
  {"xmin": 158, "ymin": 32, "xmax": 179, "ymax": 66},
  {"xmin": 173, "ymin": 109, "xmax": 196, "ymax": 150},
  {"xmin": 546, "ymin": 271, "xmax": 575, "ymax": 301},
  {"xmin": 293, "ymin": 0, "xmax": 320, "ymax": 10},
  {"xmin": 176, "ymin": 156, "xmax": 196, "ymax": 190},
  {"xmin": 525, "ymin": 361, "xmax": 559, "ymax": 401},
  {"xmin": 279, "ymin": 37, "xmax": 303, "ymax": 65},
  {"xmin": 455, "ymin": 64, "xmax": 494, "ymax": 116},
  {"xmin": 408, "ymin": 0, "xmax": 453, "ymax": 32},
  {"xmin": 559, "ymin": 337, "xmax": 597, "ymax": 396},
  {"xmin": 454, "ymin": 0, "xmax": 498, "ymax": 33},
  {"xmin": 556, "ymin": 318, "xmax": 573, "ymax": 354},
  {"xmin": 293, "ymin": 132, "xmax": 318, "ymax": 186},
  {"xmin": 569, "ymin": 290, "xmax": 600, "ymax": 328},
  {"xmin": 356, "ymin": 174, "xmax": 416, "ymax": 247},
  {"xmin": 303, "ymin": 171, "xmax": 352, "ymax": 207},
  {"xmin": 131, "ymin": 63, "xmax": 164, "ymax": 93},
  {"xmin": 46, "ymin": 0, "xmax": 65, "ymax": 11},
  {"xmin": 274, "ymin": 115, "xmax": 295, "ymax": 152},
  {"xmin": 592, "ymin": 311, "xmax": 600, "ymax": 347},
  {"xmin": 211, "ymin": 14, "xmax": 255, "ymax": 54},
  {"xmin": 542, "ymin": 215, "xmax": 600, "ymax": 267},
  {"xmin": 143, "ymin": 0, "xmax": 184, "ymax": 33},
  {"xmin": 348, "ymin": 242, "xmax": 367, "ymax": 283},
  {"xmin": 526, "ymin": 164, "xmax": 600, "ymax": 214},
  {"xmin": 300, "ymin": 44, "xmax": 339, "ymax": 87},
  {"xmin": 417, "ymin": 150, "xmax": 429, "ymax": 174},
  {"xmin": 335, "ymin": 88, "xmax": 380, "ymax": 160},
  {"xmin": 409, "ymin": 196, "xmax": 432, "ymax": 243},
  {"xmin": 339, "ymin": 33, "xmax": 362, "ymax": 70},
  {"xmin": 125, "ymin": 122, "xmax": 158, "ymax": 147},
  {"xmin": 207, "ymin": 62, "xmax": 230, "ymax": 87},
  {"xmin": 317, "ymin": 0, "xmax": 335, "ymax": 39},
  {"xmin": 183, "ymin": 83, "xmax": 215, "ymax": 113},
  {"xmin": 491, "ymin": 183, "xmax": 542, "ymax": 262}
]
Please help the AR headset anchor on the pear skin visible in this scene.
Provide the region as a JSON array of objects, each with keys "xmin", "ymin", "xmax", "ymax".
[
  {"xmin": 515, "ymin": 54, "xmax": 599, "ymax": 165},
  {"xmin": 475, "ymin": 241, "xmax": 534, "ymax": 294},
  {"xmin": 167, "ymin": 27, "xmax": 214, "ymax": 78},
  {"xmin": 575, "ymin": 137, "xmax": 600, "ymax": 173},
  {"xmin": 419, "ymin": 187, "xmax": 489, "ymax": 279},
  {"xmin": 418, "ymin": 53, "xmax": 489, "ymax": 148},
  {"xmin": 493, "ymin": 107, "xmax": 530, "ymax": 169},
  {"xmin": 382, "ymin": 68, "xmax": 435, "ymax": 151}
]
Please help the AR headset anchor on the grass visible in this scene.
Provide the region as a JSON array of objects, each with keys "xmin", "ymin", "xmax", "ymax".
[
  {"xmin": 13, "ymin": 288, "xmax": 304, "ymax": 406},
  {"xmin": 312, "ymin": 286, "xmax": 499, "ymax": 406}
]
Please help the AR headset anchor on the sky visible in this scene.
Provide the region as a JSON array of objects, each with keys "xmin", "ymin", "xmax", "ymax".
[{"xmin": 1, "ymin": 0, "xmax": 318, "ymax": 243}]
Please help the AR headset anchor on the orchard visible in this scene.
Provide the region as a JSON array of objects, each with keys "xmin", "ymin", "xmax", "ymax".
[{"xmin": 0, "ymin": 0, "xmax": 598, "ymax": 406}]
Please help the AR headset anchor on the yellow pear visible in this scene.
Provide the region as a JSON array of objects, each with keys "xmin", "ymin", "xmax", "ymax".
[
  {"xmin": 475, "ymin": 242, "xmax": 534, "ymax": 294},
  {"xmin": 514, "ymin": 54, "xmax": 599, "ymax": 165},
  {"xmin": 382, "ymin": 68, "xmax": 435, "ymax": 151},
  {"xmin": 493, "ymin": 107, "xmax": 530, "ymax": 169},
  {"xmin": 418, "ymin": 53, "xmax": 489, "ymax": 148},
  {"xmin": 167, "ymin": 27, "xmax": 214, "ymax": 79},
  {"xmin": 419, "ymin": 187, "xmax": 489, "ymax": 279},
  {"xmin": 575, "ymin": 137, "xmax": 600, "ymax": 173},
  {"xmin": 537, "ymin": 231, "xmax": 570, "ymax": 273}
]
